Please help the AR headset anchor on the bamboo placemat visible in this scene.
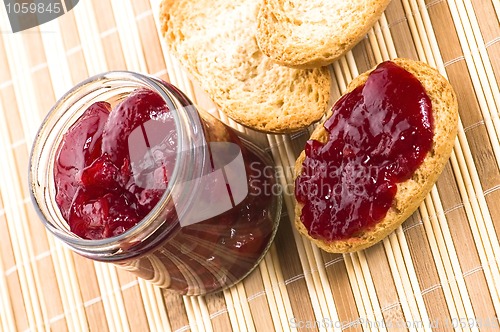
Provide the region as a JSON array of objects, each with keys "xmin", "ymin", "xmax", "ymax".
[{"xmin": 0, "ymin": 0, "xmax": 499, "ymax": 331}]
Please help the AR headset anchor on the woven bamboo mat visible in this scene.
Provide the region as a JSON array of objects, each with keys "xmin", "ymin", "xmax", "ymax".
[{"xmin": 0, "ymin": 0, "xmax": 499, "ymax": 331}]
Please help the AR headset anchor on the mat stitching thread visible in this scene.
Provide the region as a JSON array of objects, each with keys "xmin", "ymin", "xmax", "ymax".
[
  {"xmin": 387, "ymin": 17, "xmax": 408, "ymax": 29},
  {"xmin": 154, "ymin": 69, "xmax": 169, "ymax": 77},
  {"xmin": 209, "ymin": 308, "xmax": 228, "ymax": 320},
  {"xmin": 43, "ymin": 294, "xmax": 108, "ymax": 327},
  {"xmin": 174, "ymin": 325, "xmax": 190, "ymax": 332},
  {"xmin": 484, "ymin": 185, "xmax": 500, "ymax": 197},
  {"xmin": 246, "ymin": 290, "xmax": 266, "ymax": 302},
  {"xmin": 378, "ymin": 0, "xmax": 444, "ymax": 32},
  {"xmin": 135, "ymin": 10, "xmax": 153, "ymax": 22},
  {"xmin": 30, "ymin": 63, "xmax": 48, "ymax": 74},
  {"xmin": 463, "ymin": 120, "xmax": 485, "ymax": 133},
  {"xmin": 426, "ymin": 0, "xmax": 445, "ymax": 9},
  {"xmin": 403, "ymin": 220, "xmax": 424, "ymax": 233},
  {"xmin": 289, "ymin": 130, "xmax": 309, "ymax": 140},
  {"xmin": 83, "ymin": 296, "xmax": 102, "ymax": 308},
  {"xmin": 10, "ymin": 139, "xmax": 26, "ymax": 149},
  {"xmin": 48, "ymin": 313, "xmax": 66, "ymax": 325},
  {"xmin": 443, "ymin": 203, "xmax": 465, "ymax": 215},
  {"xmin": 431, "ymin": 202, "xmax": 467, "ymax": 224},
  {"xmin": 120, "ymin": 280, "xmax": 139, "ymax": 291},
  {"xmin": 342, "ymin": 317, "xmax": 364, "ymax": 330},
  {"xmin": 4, "ymin": 248, "xmax": 59, "ymax": 276},
  {"xmin": 381, "ymin": 301, "xmax": 402, "ymax": 312},
  {"xmin": 0, "ymin": 80, "xmax": 13, "ymax": 90},
  {"xmin": 100, "ymin": 27, "xmax": 118, "ymax": 39},
  {"xmin": 462, "ymin": 266, "xmax": 484, "ymax": 278},
  {"xmin": 419, "ymin": 264, "xmax": 488, "ymax": 297},
  {"xmin": 443, "ymin": 56, "xmax": 466, "ymax": 67},
  {"xmin": 324, "ymin": 256, "xmax": 344, "ymax": 268},
  {"xmin": 65, "ymin": 45, "xmax": 83, "ymax": 57},
  {"xmin": 485, "ymin": 36, "xmax": 500, "ymax": 49},
  {"xmin": 420, "ymin": 283, "xmax": 442, "ymax": 296},
  {"xmin": 285, "ymin": 274, "xmax": 305, "ymax": 285}
]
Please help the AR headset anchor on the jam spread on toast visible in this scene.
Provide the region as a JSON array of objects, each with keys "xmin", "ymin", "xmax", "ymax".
[{"xmin": 295, "ymin": 61, "xmax": 433, "ymax": 241}]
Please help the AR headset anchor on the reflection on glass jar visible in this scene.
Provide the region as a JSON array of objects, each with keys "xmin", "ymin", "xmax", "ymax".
[{"xmin": 29, "ymin": 71, "xmax": 281, "ymax": 295}]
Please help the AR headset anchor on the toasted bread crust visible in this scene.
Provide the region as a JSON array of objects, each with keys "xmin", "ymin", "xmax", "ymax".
[
  {"xmin": 294, "ymin": 58, "xmax": 458, "ymax": 253},
  {"xmin": 256, "ymin": 0, "xmax": 392, "ymax": 69},
  {"xmin": 159, "ymin": 0, "xmax": 331, "ymax": 133}
]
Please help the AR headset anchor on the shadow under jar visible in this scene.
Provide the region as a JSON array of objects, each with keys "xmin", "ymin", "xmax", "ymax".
[{"xmin": 29, "ymin": 71, "xmax": 281, "ymax": 295}]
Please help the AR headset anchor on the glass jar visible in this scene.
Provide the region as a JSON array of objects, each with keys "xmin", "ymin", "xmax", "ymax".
[{"xmin": 29, "ymin": 71, "xmax": 281, "ymax": 295}]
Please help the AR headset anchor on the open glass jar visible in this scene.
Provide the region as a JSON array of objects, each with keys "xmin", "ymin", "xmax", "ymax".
[{"xmin": 29, "ymin": 71, "xmax": 281, "ymax": 295}]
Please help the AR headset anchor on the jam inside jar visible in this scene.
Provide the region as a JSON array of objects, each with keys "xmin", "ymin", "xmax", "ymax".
[{"xmin": 29, "ymin": 72, "xmax": 281, "ymax": 295}]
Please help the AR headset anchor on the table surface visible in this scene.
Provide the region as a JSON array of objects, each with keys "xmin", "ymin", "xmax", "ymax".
[{"xmin": 0, "ymin": 0, "xmax": 499, "ymax": 331}]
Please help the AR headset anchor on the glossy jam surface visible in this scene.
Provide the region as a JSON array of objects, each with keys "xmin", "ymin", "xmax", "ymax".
[
  {"xmin": 295, "ymin": 61, "xmax": 433, "ymax": 241},
  {"xmin": 54, "ymin": 88, "xmax": 176, "ymax": 239}
]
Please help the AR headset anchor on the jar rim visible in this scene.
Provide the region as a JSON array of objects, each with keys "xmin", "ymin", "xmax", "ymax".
[{"xmin": 29, "ymin": 71, "xmax": 197, "ymax": 257}]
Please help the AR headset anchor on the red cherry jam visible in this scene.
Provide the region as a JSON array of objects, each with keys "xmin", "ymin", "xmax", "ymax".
[
  {"xmin": 295, "ymin": 61, "xmax": 433, "ymax": 241},
  {"xmin": 54, "ymin": 88, "xmax": 176, "ymax": 239}
]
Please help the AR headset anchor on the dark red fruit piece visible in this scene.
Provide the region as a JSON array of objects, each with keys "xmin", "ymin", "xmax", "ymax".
[
  {"xmin": 132, "ymin": 186, "xmax": 166, "ymax": 216},
  {"xmin": 80, "ymin": 153, "xmax": 129, "ymax": 193},
  {"xmin": 54, "ymin": 102, "xmax": 110, "ymax": 220},
  {"xmin": 69, "ymin": 189, "xmax": 141, "ymax": 240},
  {"xmin": 101, "ymin": 88, "xmax": 171, "ymax": 167},
  {"xmin": 101, "ymin": 88, "xmax": 177, "ymax": 214}
]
